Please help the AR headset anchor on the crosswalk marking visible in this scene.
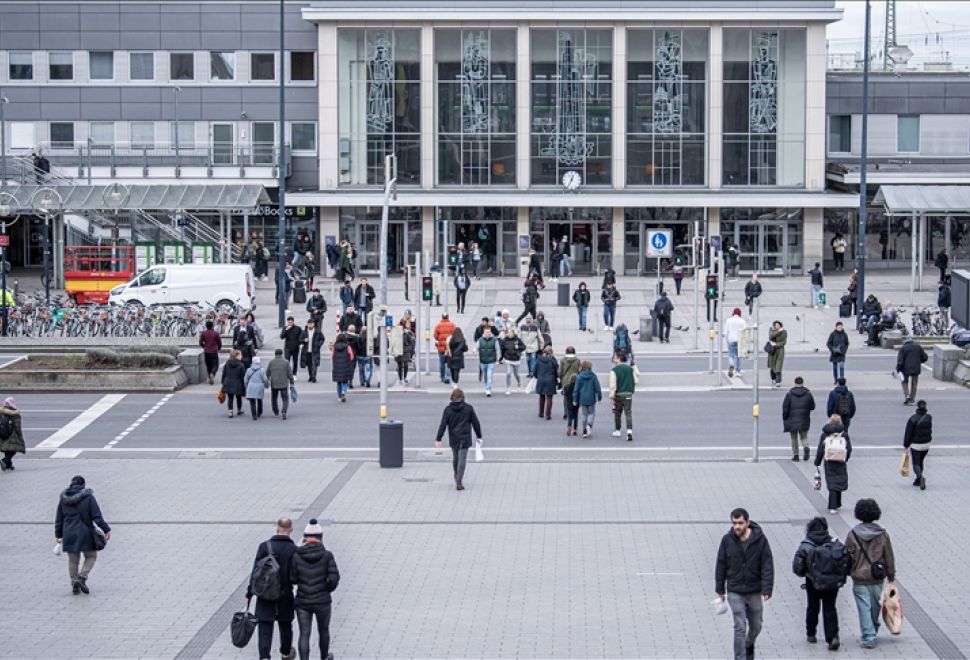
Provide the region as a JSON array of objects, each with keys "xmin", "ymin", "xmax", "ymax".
[{"xmin": 34, "ymin": 394, "xmax": 126, "ymax": 449}]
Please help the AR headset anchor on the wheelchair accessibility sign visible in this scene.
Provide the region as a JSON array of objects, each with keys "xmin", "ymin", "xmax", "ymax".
[{"xmin": 646, "ymin": 230, "xmax": 673, "ymax": 258}]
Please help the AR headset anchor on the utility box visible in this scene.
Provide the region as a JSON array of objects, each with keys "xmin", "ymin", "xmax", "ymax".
[
  {"xmin": 639, "ymin": 313, "xmax": 656, "ymax": 342},
  {"xmin": 379, "ymin": 421, "xmax": 404, "ymax": 468},
  {"xmin": 519, "ymin": 257, "xmax": 530, "ymax": 278},
  {"xmin": 933, "ymin": 344, "xmax": 965, "ymax": 382},
  {"xmin": 558, "ymin": 281, "xmax": 570, "ymax": 306}
]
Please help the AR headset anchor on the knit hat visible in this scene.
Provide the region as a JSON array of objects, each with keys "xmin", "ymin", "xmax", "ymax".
[
  {"xmin": 3, "ymin": 396, "xmax": 16, "ymax": 409},
  {"xmin": 70, "ymin": 475, "xmax": 86, "ymax": 487},
  {"xmin": 733, "ymin": 308, "xmax": 742, "ymax": 317},
  {"xmin": 252, "ymin": 356, "xmax": 262, "ymax": 365},
  {"xmin": 303, "ymin": 518, "xmax": 323, "ymax": 538}
]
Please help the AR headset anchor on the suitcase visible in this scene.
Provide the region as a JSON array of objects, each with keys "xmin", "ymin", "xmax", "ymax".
[
  {"xmin": 839, "ymin": 302, "xmax": 852, "ymax": 318},
  {"xmin": 292, "ymin": 280, "xmax": 307, "ymax": 304}
]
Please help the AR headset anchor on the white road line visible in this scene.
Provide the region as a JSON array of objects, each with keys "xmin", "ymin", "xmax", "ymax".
[
  {"xmin": 34, "ymin": 394, "xmax": 126, "ymax": 449},
  {"xmin": 50, "ymin": 448, "xmax": 84, "ymax": 459},
  {"xmin": 103, "ymin": 393, "xmax": 174, "ymax": 449}
]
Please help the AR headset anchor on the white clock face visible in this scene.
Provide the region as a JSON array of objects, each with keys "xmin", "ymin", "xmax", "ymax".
[{"xmin": 562, "ymin": 170, "xmax": 581, "ymax": 190}]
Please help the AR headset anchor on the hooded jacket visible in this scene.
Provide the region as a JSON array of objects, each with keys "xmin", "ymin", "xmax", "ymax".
[
  {"xmin": 558, "ymin": 355, "xmax": 581, "ymax": 387},
  {"xmin": 826, "ymin": 385, "xmax": 856, "ymax": 420},
  {"xmin": 519, "ymin": 324, "xmax": 541, "ymax": 354},
  {"xmin": 782, "ymin": 385, "xmax": 816, "ymax": 433},
  {"xmin": 220, "ymin": 358, "xmax": 247, "ymax": 397},
  {"xmin": 826, "ymin": 329, "xmax": 849, "ymax": 363},
  {"xmin": 331, "ymin": 338, "xmax": 356, "ymax": 382},
  {"xmin": 499, "ymin": 335, "xmax": 526, "ymax": 362},
  {"xmin": 846, "ymin": 522, "xmax": 896, "ymax": 584},
  {"xmin": 55, "ymin": 485, "xmax": 111, "ymax": 554},
  {"xmin": 435, "ymin": 400, "xmax": 482, "ymax": 449},
  {"xmin": 904, "ymin": 409, "xmax": 933, "ymax": 449},
  {"xmin": 0, "ymin": 407, "xmax": 25, "ymax": 454},
  {"xmin": 814, "ymin": 422, "xmax": 852, "ymax": 492},
  {"xmin": 244, "ymin": 364, "xmax": 269, "ymax": 399},
  {"xmin": 534, "ymin": 354, "xmax": 559, "ymax": 397},
  {"xmin": 572, "ymin": 370, "xmax": 602, "ymax": 407},
  {"xmin": 896, "ymin": 341, "xmax": 928, "ymax": 377},
  {"xmin": 715, "ymin": 521, "xmax": 774, "ymax": 596},
  {"xmin": 792, "ymin": 528, "xmax": 843, "ymax": 590},
  {"xmin": 288, "ymin": 541, "xmax": 340, "ymax": 608}
]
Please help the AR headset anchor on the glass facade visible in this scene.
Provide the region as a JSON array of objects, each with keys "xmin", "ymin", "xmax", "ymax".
[
  {"xmin": 338, "ymin": 28, "xmax": 421, "ymax": 185},
  {"xmin": 531, "ymin": 28, "xmax": 612, "ymax": 186},
  {"xmin": 339, "ymin": 207, "xmax": 422, "ymax": 272},
  {"xmin": 721, "ymin": 208, "xmax": 803, "ymax": 273},
  {"xmin": 529, "ymin": 207, "xmax": 612, "ymax": 274},
  {"xmin": 627, "ymin": 29, "xmax": 707, "ymax": 186},
  {"xmin": 722, "ymin": 28, "xmax": 805, "ymax": 187},
  {"xmin": 624, "ymin": 208, "xmax": 704, "ymax": 274},
  {"xmin": 436, "ymin": 29, "xmax": 516, "ymax": 186},
  {"xmin": 440, "ymin": 207, "xmax": 517, "ymax": 274}
]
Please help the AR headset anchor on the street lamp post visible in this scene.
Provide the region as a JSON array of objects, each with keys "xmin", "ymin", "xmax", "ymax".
[
  {"xmin": 1, "ymin": 94, "xmax": 9, "ymax": 187},
  {"xmin": 855, "ymin": 0, "xmax": 872, "ymax": 332},
  {"xmin": 379, "ymin": 154, "xmax": 397, "ymax": 421},
  {"xmin": 0, "ymin": 191, "xmax": 20, "ymax": 336},
  {"xmin": 31, "ymin": 187, "xmax": 62, "ymax": 304},
  {"xmin": 173, "ymin": 86, "xmax": 181, "ymax": 178},
  {"xmin": 276, "ymin": 0, "xmax": 287, "ymax": 329}
]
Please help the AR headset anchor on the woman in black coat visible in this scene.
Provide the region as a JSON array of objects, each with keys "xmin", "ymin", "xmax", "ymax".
[
  {"xmin": 330, "ymin": 333, "xmax": 356, "ymax": 402},
  {"xmin": 288, "ymin": 520, "xmax": 340, "ymax": 660},
  {"xmin": 534, "ymin": 347, "xmax": 559, "ymax": 420},
  {"xmin": 904, "ymin": 399, "xmax": 933, "ymax": 490},
  {"xmin": 221, "ymin": 350, "xmax": 246, "ymax": 418},
  {"xmin": 55, "ymin": 475, "xmax": 111, "ymax": 594},
  {"xmin": 813, "ymin": 416, "xmax": 852, "ymax": 513},
  {"xmin": 446, "ymin": 328, "xmax": 468, "ymax": 385}
]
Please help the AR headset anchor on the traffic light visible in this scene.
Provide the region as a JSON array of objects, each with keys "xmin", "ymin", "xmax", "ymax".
[
  {"xmin": 705, "ymin": 275, "xmax": 719, "ymax": 300},
  {"xmin": 447, "ymin": 245, "xmax": 459, "ymax": 268},
  {"xmin": 421, "ymin": 276, "xmax": 433, "ymax": 301}
]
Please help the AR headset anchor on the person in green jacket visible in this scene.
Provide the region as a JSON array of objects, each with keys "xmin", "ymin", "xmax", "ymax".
[
  {"xmin": 767, "ymin": 320, "xmax": 788, "ymax": 388},
  {"xmin": 610, "ymin": 350, "xmax": 638, "ymax": 441},
  {"xmin": 476, "ymin": 327, "xmax": 499, "ymax": 397}
]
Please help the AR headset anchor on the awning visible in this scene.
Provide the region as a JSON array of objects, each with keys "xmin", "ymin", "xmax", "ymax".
[
  {"xmin": 0, "ymin": 184, "xmax": 270, "ymax": 212},
  {"xmin": 874, "ymin": 185, "xmax": 970, "ymax": 216}
]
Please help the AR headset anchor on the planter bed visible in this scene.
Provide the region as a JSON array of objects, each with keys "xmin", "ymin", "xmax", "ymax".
[{"xmin": 0, "ymin": 355, "xmax": 188, "ymax": 392}]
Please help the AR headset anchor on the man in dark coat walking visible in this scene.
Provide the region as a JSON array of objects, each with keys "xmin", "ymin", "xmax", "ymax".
[
  {"xmin": 826, "ymin": 321, "xmax": 849, "ymax": 384},
  {"xmin": 715, "ymin": 507, "xmax": 774, "ymax": 660},
  {"xmin": 783, "ymin": 376, "xmax": 816, "ymax": 462},
  {"xmin": 896, "ymin": 336, "xmax": 928, "ymax": 405},
  {"xmin": 653, "ymin": 290, "xmax": 674, "ymax": 343},
  {"xmin": 280, "ymin": 316, "xmax": 304, "ymax": 375},
  {"xmin": 301, "ymin": 319, "xmax": 325, "ymax": 383},
  {"xmin": 826, "ymin": 378, "xmax": 856, "ymax": 431},
  {"xmin": 55, "ymin": 475, "xmax": 111, "ymax": 595},
  {"xmin": 353, "ymin": 278, "xmax": 376, "ymax": 317},
  {"xmin": 434, "ymin": 388, "xmax": 483, "ymax": 491},
  {"xmin": 247, "ymin": 517, "xmax": 298, "ymax": 660}
]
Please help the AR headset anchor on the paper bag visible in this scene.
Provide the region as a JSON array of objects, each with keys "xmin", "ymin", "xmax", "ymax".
[{"xmin": 899, "ymin": 450, "xmax": 911, "ymax": 478}]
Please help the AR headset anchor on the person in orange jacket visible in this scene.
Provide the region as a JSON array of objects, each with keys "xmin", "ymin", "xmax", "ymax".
[{"xmin": 433, "ymin": 313, "xmax": 456, "ymax": 384}]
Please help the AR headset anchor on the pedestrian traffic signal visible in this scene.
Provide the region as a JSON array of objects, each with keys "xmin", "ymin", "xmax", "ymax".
[
  {"xmin": 421, "ymin": 276, "xmax": 433, "ymax": 301},
  {"xmin": 447, "ymin": 246, "xmax": 459, "ymax": 267},
  {"xmin": 705, "ymin": 275, "xmax": 719, "ymax": 300}
]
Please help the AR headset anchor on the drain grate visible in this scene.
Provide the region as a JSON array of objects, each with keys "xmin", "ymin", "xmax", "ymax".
[{"xmin": 403, "ymin": 477, "xmax": 432, "ymax": 483}]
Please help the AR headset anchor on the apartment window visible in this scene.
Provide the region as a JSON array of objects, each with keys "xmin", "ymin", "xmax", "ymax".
[
  {"xmin": 50, "ymin": 122, "xmax": 75, "ymax": 148},
  {"xmin": 89, "ymin": 51, "xmax": 114, "ymax": 80},
  {"xmin": 9, "ymin": 52, "xmax": 33, "ymax": 80},
  {"xmin": 49, "ymin": 52, "xmax": 74, "ymax": 80},
  {"xmin": 169, "ymin": 121, "xmax": 195, "ymax": 148},
  {"xmin": 251, "ymin": 53, "xmax": 275, "ymax": 81},
  {"xmin": 290, "ymin": 51, "xmax": 315, "ymax": 81},
  {"xmin": 291, "ymin": 123, "xmax": 316, "ymax": 152},
  {"xmin": 829, "ymin": 115, "xmax": 851, "ymax": 153},
  {"xmin": 131, "ymin": 122, "xmax": 155, "ymax": 150},
  {"xmin": 898, "ymin": 115, "xmax": 920, "ymax": 153},
  {"xmin": 89, "ymin": 122, "xmax": 115, "ymax": 147},
  {"xmin": 170, "ymin": 53, "xmax": 194, "ymax": 81},
  {"xmin": 252, "ymin": 122, "xmax": 275, "ymax": 163},
  {"xmin": 130, "ymin": 53, "xmax": 154, "ymax": 81},
  {"xmin": 210, "ymin": 52, "xmax": 235, "ymax": 80}
]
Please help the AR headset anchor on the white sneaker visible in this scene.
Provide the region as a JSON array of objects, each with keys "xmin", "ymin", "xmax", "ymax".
[
  {"xmin": 828, "ymin": 509, "xmax": 838, "ymax": 514},
  {"xmin": 611, "ymin": 430, "xmax": 621, "ymax": 437},
  {"xmin": 505, "ymin": 389, "xmax": 511, "ymax": 396},
  {"xmin": 486, "ymin": 391, "xmax": 491, "ymax": 397}
]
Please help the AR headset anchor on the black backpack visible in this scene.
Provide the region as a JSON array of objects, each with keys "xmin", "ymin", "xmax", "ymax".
[
  {"xmin": 835, "ymin": 391, "xmax": 853, "ymax": 418},
  {"xmin": 0, "ymin": 414, "xmax": 12, "ymax": 441},
  {"xmin": 810, "ymin": 539, "xmax": 851, "ymax": 591},
  {"xmin": 250, "ymin": 541, "xmax": 282, "ymax": 601}
]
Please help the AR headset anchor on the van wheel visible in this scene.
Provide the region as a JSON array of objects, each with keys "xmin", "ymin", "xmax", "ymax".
[{"xmin": 128, "ymin": 299, "xmax": 144, "ymax": 307}]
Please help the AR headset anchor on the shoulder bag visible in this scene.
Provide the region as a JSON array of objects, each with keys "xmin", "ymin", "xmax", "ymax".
[{"xmin": 851, "ymin": 531, "xmax": 887, "ymax": 580}]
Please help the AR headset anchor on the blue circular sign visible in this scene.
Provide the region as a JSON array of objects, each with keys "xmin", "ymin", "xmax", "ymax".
[{"xmin": 650, "ymin": 233, "xmax": 668, "ymax": 250}]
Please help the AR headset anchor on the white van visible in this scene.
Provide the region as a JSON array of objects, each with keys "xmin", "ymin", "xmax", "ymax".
[{"xmin": 109, "ymin": 264, "xmax": 255, "ymax": 310}]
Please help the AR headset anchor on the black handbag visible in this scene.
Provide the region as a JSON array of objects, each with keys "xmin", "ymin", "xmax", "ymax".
[
  {"xmin": 230, "ymin": 599, "xmax": 258, "ymax": 648},
  {"xmin": 92, "ymin": 522, "xmax": 108, "ymax": 551},
  {"xmin": 763, "ymin": 341, "xmax": 775, "ymax": 355}
]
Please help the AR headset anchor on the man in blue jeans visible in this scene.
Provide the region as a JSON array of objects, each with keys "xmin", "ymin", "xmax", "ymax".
[
  {"xmin": 846, "ymin": 498, "xmax": 896, "ymax": 649},
  {"xmin": 715, "ymin": 507, "xmax": 774, "ymax": 660}
]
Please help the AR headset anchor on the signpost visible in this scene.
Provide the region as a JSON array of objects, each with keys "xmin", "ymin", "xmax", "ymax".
[{"xmin": 646, "ymin": 229, "xmax": 672, "ymax": 295}]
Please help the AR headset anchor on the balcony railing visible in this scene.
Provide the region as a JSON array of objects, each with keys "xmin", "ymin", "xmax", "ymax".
[{"xmin": 33, "ymin": 141, "xmax": 291, "ymax": 180}]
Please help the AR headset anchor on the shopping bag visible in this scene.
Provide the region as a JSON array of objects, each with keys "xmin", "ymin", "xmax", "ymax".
[
  {"xmin": 899, "ymin": 450, "xmax": 911, "ymax": 478},
  {"xmin": 216, "ymin": 388, "xmax": 226, "ymax": 404},
  {"xmin": 525, "ymin": 377, "xmax": 536, "ymax": 394},
  {"xmin": 53, "ymin": 542, "xmax": 62, "ymax": 557},
  {"xmin": 474, "ymin": 438, "xmax": 484, "ymax": 463},
  {"xmin": 881, "ymin": 584, "xmax": 904, "ymax": 635},
  {"xmin": 290, "ymin": 385, "xmax": 298, "ymax": 403},
  {"xmin": 818, "ymin": 291, "xmax": 827, "ymax": 305},
  {"xmin": 230, "ymin": 599, "xmax": 258, "ymax": 648}
]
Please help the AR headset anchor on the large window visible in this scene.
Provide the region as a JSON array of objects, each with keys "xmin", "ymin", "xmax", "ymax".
[
  {"xmin": 210, "ymin": 52, "xmax": 235, "ymax": 80},
  {"xmin": 897, "ymin": 115, "xmax": 920, "ymax": 153},
  {"xmin": 49, "ymin": 52, "xmax": 73, "ymax": 80},
  {"xmin": 338, "ymin": 28, "xmax": 421, "ymax": 185},
  {"xmin": 251, "ymin": 53, "xmax": 275, "ymax": 81},
  {"xmin": 829, "ymin": 114, "xmax": 851, "ymax": 153},
  {"xmin": 531, "ymin": 28, "xmax": 613, "ymax": 186},
  {"xmin": 131, "ymin": 122, "xmax": 155, "ymax": 150},
  {"xmin": 170, "ymin": 53, "xmax": 194, "ymax": 81},
  {"xmin": 130, "ymin": 53, "xmax": 154, "ymax": 81},
  {"xmin": 290, "ymin": 52, "xmax": 315, "ymax": 81},
  {"xmin": 170, "ymin": 121, "xmax": 195, "ymax": 148},
  {"xmin": 627, "ymin": 29, "xmax": 707, "ymax": 186},
  {"xmin": 291, "ymin": 123, "xmax": 317, "ymax": 152},
  {"xmin": 722, "ymin": 28, "xmax": 806, "ymax": 187},
  {"xmin": 436, "ymin": 28, "xmax": 516, "ymax": 186},
  {"xmin": 89, "ymin": 51, "xmax": 114, "ymax": 80},
  {"xmin": 89, "ymin": 121, "xmax": 115, "ymax": 147},
  {"xmin": 50, "ymin": 122, "xmax": 75, "ymax": 148},
  {"xmin": 9, "ymin": 52, "xmax": 33, "ymax": 80}
]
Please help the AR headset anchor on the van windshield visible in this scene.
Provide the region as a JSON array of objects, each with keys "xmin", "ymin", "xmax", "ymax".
[{"xmin": 136, "ymin": 268, "xmax": 166, "ymax": 287}]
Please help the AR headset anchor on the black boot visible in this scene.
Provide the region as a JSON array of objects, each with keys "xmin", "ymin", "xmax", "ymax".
[{"xmin": 77, "ymin": 576, "xmax": 89, "ymax": 594}]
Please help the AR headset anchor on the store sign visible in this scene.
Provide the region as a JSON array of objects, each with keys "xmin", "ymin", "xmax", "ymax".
[{"xmin": 0, "ymin": 235, "xmax": 9, "ymax": 247}]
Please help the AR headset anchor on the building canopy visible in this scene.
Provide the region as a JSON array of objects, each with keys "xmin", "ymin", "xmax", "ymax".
[
  {"xmin": 875, "ymin": 185, "xmax": 970, "ymax": 216},
  {"xmin": 0, "ymin": 184, "xmax": 270, "ymax": 212}
]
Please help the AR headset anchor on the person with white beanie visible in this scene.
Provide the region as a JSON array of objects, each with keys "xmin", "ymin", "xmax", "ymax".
[
  {"xmin": 244, "ymin": 356, "xmax": 270, "ymax": 420},
  {"xmin": 289, "ymin": 519, "xmax": 340, "ymax": 660}
]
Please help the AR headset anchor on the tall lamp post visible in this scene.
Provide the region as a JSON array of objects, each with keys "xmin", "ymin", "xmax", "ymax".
[
  {"xmin": 379, "ymin": 154, "xmax": 397, "ymax": 422},
  {"xmin": 1, "ymin": 94, "xmax": 9, "ymax": 187},
  {"xmin": 276, "ymin": 0, "xmax": 287, "ymax": 329},
  {"xmin": 0, "ymin": 191, "xmax": 20, "ymax": 336},
  {"xmin": 31, "ymin": 186, "xmax": 62, "ymax": 304},
  {"xmin": 173, "ymin": 86, "xmax": 181, "ymax": 178},
  {"xmin": 855, "ymin": 0, "xmax": 872, "ymax": 331}
]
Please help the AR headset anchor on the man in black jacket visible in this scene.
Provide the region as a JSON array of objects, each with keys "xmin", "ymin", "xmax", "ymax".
[
  {"xmin": 783, "ymin": 376, "xmax": 816, "ymax": 461},
  {"xmin": 516, "ymin": 278, "xmax": 539, "ymax": 324},
  {"xmin": 306, "ymin": 289, "xmax": 327, "ymax": 326},
  {"xmin": 280, "ymin": 317, "xmax": 304, "ymax": 374},
  {"xmin": 338, "ymin": 305, "xmax": 363, "ymax": 334},
  {"xmin": 826, "ymin": 321, "xmax": 849, "ymax": 384},
  {"xmin": 233, "ymin": 320, "xmax": 257, "ymax": 370},
  {"xmin": 289, "ymin": 519, "xmax": 340, "ymax": 660},
  {"xmin": 353, "ymin": 278, "xmax": 375, "ymax": 317},
  {"xmin": 247, "ymin": 517, "xmax": 298, "ymax": 660},
  {"xmin": 301, "ymin": 319, "xmax": 325, "ymax": 383},
  {"xmin": 715, "ymin": 508, "xmax": 774, "ymax": 660},
  {"xmin": 434, "ymin": 388, "xmax": 483, "ymax": 491},
  {"xmin": 744, "ymin": 273, "xmax": 762, "ymax": 316},
  {"xmin": 896, "ymin": 336, "xmax": 928, "ymax": 405},
  {"xmin": 653, "ymin": 291, "xmax": 674, "ymax": 343}
]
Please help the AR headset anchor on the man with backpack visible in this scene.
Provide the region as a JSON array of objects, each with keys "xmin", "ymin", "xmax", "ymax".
[
  {"xmin": 814, "ymin": 414, "xmax": 852, "ymax": 513},
  {"xmin": 846, "ymin": 499, "xmax": 896, "ymax": 649},
  {"xmin": 826, "ymin": 379, "xmax": 856, "ymax": 430},
  {"xmin": 612, "ymin": 323, "xmax": 634, "ymax": 366},
  {"xmin": 601, "ymin": 282, "xmax": 620, "ymax": 330},
  {"xmin": 792, "ymin": 516, "xmax": 851, "ymax": 651},
  {"xmin": 653, "ymin": 290, "xmax": 674, "ymax": 343},
  {"xmin": 247, "ymin": 517, "xmax": 298, "ymax": 660}
]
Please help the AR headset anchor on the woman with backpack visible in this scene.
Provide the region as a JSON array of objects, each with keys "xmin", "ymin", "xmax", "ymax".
[
  {"xmin": 330, "ymin": 333, "xmax": 356, "ymax": 403},
  {"xmin": 813, "ymin": 414, "xmax": 852, "ymax": 513},
  {"xmin": 613, "ymin": 323, "xmax": 634, "ymax": 366},
  {"xmin": 0, "ymin": 397, "xmax": 25, "ymax": 471},
  {"xmin": 792, "ymin": 516, "xmax": 849, "ymax": 651},
  {"xmin": 904, "ymin": 399, "xmax": 933, "ymax": 490}
]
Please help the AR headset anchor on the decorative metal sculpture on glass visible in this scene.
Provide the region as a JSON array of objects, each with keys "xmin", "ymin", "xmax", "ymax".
[
  {"xmin": 541, "ymin": 31, "xmax": 596, "ymax": 166},
  {"xmin": 749, "ymin": 31, "xmax": 778, "ymax": 134},
  {"xmin": 461, "ymin": 31, "xmax": 490, "ymax": 133},
  {"xmin": 654, "ymin": 30, "xmax": 684, "ymax": 134},
  {"xmin": 367, "ymin": 32, "xmax": 394, "ymax": 133}
]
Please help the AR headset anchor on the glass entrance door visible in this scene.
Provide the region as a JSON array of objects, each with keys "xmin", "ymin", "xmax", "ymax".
[
  {"xmin": 544, "ymin": 222, "xmax": 594, "ymax": 275},
  {"xmin": 449, "ymin": 222, "xmax": 501, "ymax": 275},
  {"xmin": 735, "ymin": 222, "xmax": 788, "ymax": 274},
  {"xmin": 353, "ymin": 222, "xmax": 407, "ymax": 274},
  {"xmin": 212, "ymin": 124, "xmax": 234, "ymax": 165}
]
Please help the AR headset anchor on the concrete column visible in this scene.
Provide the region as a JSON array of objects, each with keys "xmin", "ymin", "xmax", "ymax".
[
  {"xmin": 707, "ymin": 207, "xmax": 720, "ymax": 238},
  {"xmin": 318, "ymin": 23, "xmax": 339, "ymax": 190},
  {"xmin": 516, "ymin": 24, "xmax": 531, "ymax": 189},
  {"xmin": 611, "ymin": 207, "xmax": 624, "ymax": 273},
  {"xmin": 612, "ymin": 25, "xmax": 626, "ymax": 190},
  {"xmin": 803, "ymin": 207, "xmax": 824, "ymax": 269},
  {"xmin": 421, "ymin": 25, "xmax": 434, "ymax": 189},
  {"xmin": 421, "ymin": 206, "xmax": 435, "ymax": 260},
  {"xmin": 708, "ymin": 25, "xmax": 723, "ymax": 189},
  {"xmin": 516, "ymin": 206, "xmax": 529, "ymax": 275},
  {"xmin": 804, "ymin": 23, "xmax": 827, "ymax": 191}
]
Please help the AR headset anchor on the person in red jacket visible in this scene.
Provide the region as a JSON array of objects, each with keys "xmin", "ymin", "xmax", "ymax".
[
  {"xmin": 433, "ymin": 313, "xmax": 456, "ymax": 384},
  {"xmin": 198, "ymin": 320, "xmax": 222, "ymax": 385}
]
